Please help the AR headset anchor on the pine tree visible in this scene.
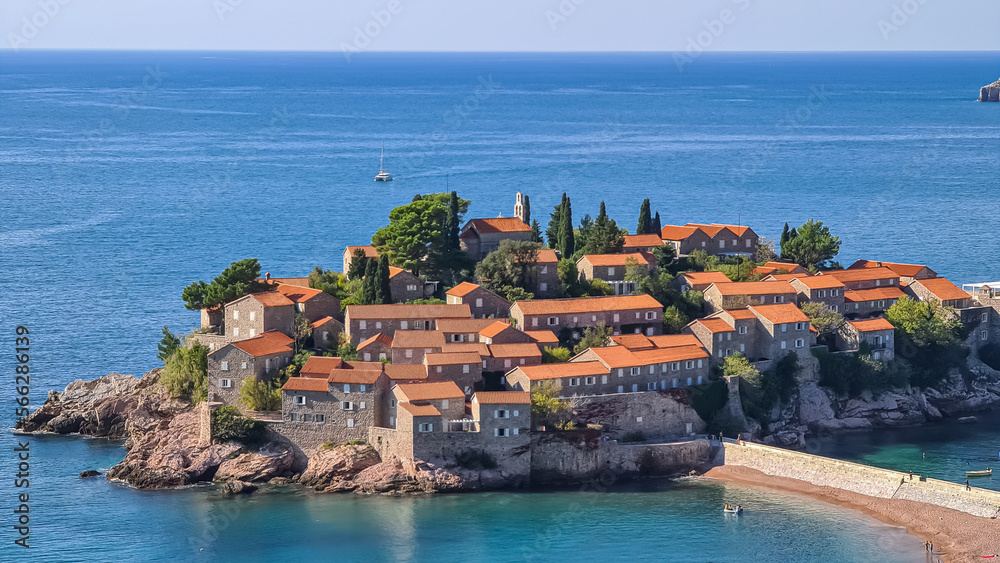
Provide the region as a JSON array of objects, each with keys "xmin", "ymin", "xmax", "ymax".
[
  {"xmin": 348, "ymin": 248, "xmax": 370, "ymax": 280},
  {"xmin": 637, "ymin": 199, "xmax": 652, "ymax": 235},
  {"xmin": 583, "ymin": 201, "xmax": 625, "ymax": 255},
  {"xmin": 157, "ymin": 326, "xmax": 182, "ymax": 363},
  {"xmin": 376, "ymin": 254, "xmax": 393, "ymax": 304},
  {"xmin": 652, "ymin": 212, "xmax": 662, "ymax": 235},
  {"xmin": 558, "ymin": 195, "xmax": 575, "ymax": 257},
  {"xmin": 530, "ymin": 219, "xmax": 542, "ymax": 243},
  {"xmin": 445, "ymin": 191, "xmax": 460, "ymax": 251},
  {"xmin": 361, "ymin": 260, "xmax": 379, "ymax": 304},
  {"xmin": 523, "ymin": 195, "xmax": 531, "ymax": 224},
  {"xmin": 546, "ymin": 195, "xmax": 565, "ymax": 248}
]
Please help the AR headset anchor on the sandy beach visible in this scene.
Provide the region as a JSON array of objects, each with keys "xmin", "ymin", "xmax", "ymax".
[{"xmin": 704, "ymin": 465, "xmax": 1000, "ymax": 563}]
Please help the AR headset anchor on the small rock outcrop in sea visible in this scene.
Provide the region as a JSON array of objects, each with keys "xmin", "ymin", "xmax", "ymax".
[
  {"xmin": 213, "ymin": 445, "xmax": 297, "ymax": 483},
  {"xmin": 79, "ymin": 470, "xmax": 102, "ymax": 478},
  {"xmin": 979, "ymin": 78, "xmax": 1000, "ymax": 102},
  {"xmin": 219, "ymin": 481, "xmax": 258, "ymax": 495}
]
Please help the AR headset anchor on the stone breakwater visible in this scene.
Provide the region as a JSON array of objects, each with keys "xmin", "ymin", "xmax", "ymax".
[{"xmin": 716, "ymin": 439, "xmax": 1000, "ymax": 518}]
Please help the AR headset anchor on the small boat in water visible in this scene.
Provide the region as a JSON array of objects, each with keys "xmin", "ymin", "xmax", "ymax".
[
  {"xmin": 723, "ymin": 504, "xmax": 743, "ymax": 514},
  {"xmin": 374, "ymin": 140, "xmax": 393, "ymax": 182},
  {"xmin": 967, "ymin": 468, "xmax": 992, "ymax": 478}
]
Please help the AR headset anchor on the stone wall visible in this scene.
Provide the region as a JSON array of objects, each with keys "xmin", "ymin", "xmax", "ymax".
[
  {"xmin": 572, "ymin": 391, "xmax": 706, "ymax": 440},
  {"xmin": 718, "ymin": 440, "xmax": 1000, "ymax": 518},
  {"xmin": 529, "ymin": 429, "xmax": 604, "ymax": 484},
  {"xmin": 603, "ymin": 440, "xmax": 711, "ymax": 476}
]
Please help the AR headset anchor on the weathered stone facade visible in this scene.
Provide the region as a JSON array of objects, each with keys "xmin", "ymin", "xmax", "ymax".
[
  {"xmin": 510, "ymin": 294, "xmax": 663, "ymax": 337},
  {"xmin": 703, "ymin": 281, "xmax": 797, "ymax": 313},
  {"xmin": 445, "ymin": 283, "xmax": 512, "ymax": 319},
  {"xmin": 207, "ymin": 334, "xmax": 294, "ymax": 406},
  {"xmin": 345, "ymin": 303, "xmax": 472, "ymax": 343},
  {"xmin": 225, "ymin": 293, "xmax": 295, "ymax": 341}
]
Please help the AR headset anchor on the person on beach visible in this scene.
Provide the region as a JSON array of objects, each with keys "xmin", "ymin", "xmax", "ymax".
[
  {"xmin": 966, "ymin": 479, "xmax": 971, "ymax": 490},
  {"xmin": 909, "ymin": 470, "xmax": 913, "ymax": 480}
]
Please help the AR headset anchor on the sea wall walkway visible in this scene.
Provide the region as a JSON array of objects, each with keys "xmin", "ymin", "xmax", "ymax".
[{"xmin": 715, "ymin": 438, "xmax": 1000, "ymax": 518}]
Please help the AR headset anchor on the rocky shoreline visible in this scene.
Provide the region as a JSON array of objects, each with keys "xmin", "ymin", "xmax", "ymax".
[{"xmin": 15, "ymin": 369, "xmax": 524, "ymax": 494}]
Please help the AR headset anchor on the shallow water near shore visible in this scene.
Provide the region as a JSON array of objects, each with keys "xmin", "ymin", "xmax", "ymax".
[{"xmin": 0, "ymin": 433, "xmax": 927, "ymax": 562}]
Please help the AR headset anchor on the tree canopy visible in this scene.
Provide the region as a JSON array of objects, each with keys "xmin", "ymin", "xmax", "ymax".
[
  {"xmin": 181, "ymin": 258, "xmax": 270, "ymax": 310},
  {"xmin": 782, "ymin": 219, "xmax": 840, "ymax": 268},
  {"xmin": 581, "ymin": 201, "xmax": 625, "ymax": 255},
  {"xmin": 475, "ymin": 240, "xmax": 541, "ymax": 298},
  {"xmin": 157, "ymin": 326, "xmax": 182, "ymax": 363},
  {"xmin": 372, "ymin": 192, "xmax": 470, "ymax": 276},
  {"xmin": 886, "ymin": 296, "xmax": 963, "ymax": 347},
  {"xmin": 161, "ymin": 342, "xmax": 209, "ymax": 404},
  {"xmin": 636, "ymin": 199, "xmax": 653, "ymax": 235}
]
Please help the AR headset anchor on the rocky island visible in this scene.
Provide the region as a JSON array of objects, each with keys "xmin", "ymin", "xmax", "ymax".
[{"xmin": 979, "ymin": 78, "xmax": 1000, "ymax": 102}]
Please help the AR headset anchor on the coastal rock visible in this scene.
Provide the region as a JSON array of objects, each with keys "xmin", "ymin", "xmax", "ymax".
[
  {"xmin": 48, "ymin": 412, "xmax": 84, "ymax": 434},
  {"xmin": 797, "ymin": 382, "xmax": 835, "ymax": 426},
  {"xmin": 214, "ymin": 445, "xmax": 296, "ymax": 483},
  {"xmin": 298, "ymin": 445, "xmax": 381, "ymax": 490},
  {"xmin": 79, "ymin": 470, "xmax": 102, "ymax": 478},
  {"xmin": 220, "ymin": 481, "xmax": 258, "ymax": 495},
  {"xmin": 979, "ymin": 79, "xmax": 1000, "ymax": 102}
]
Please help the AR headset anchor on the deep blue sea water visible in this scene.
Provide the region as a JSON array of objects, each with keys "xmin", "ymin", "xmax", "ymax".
[{"xmin": 3, "ymin": 50, "xmax": 999, "ymax": 561}]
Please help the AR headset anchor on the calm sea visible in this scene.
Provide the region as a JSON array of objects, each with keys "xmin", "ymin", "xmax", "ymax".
[{"xmin": 3, "ymin": 50, "xmax": 999, "ymax": 561}]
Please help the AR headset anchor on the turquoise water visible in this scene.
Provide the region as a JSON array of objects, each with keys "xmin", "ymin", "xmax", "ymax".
[{"xmin": 3, "ymin": 50, "xmax": 999, "ymax": 560}]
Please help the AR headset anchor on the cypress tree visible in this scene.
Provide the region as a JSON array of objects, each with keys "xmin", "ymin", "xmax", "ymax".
[
  {"xmin": 523, "ymin": 195, "xmax": 531, "ymax": 224},
  {"xmin": 559, "ymin": 195, "xmax": 575, "ymax": 257},
  {"xmin": 637, "ymin": 199, "xmax": 652, "ymax": 235},
  {"xmin": 362, "ymin": 260, "xmax": 379, "ymax": 305},
  {"xmin": 376, "ymin": 254, "xmax": 392, "ymax": 304},
  {"xmin": 652, "ymin": 212, "xmax": 662, "ymax": 236},
  {"xmin": 546, "ymin": 195, "xmax": 565, "ymax": 249},
  {"xmin": 348, "ymin": 248, "xmax": 369, "ymax": 280},
  {"xmin": 446, "ymin": 191, "xmax": 460, "ymax": 251},
  {"xmin": 530, "ymin": 219, "xmax": 542, "ymax": 243},
  {"xmin": 780, "ymin": 223, "xmax": 790, "ymax": 248}
]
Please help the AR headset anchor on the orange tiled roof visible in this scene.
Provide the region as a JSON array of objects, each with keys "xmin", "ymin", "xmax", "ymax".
[
  {"xmin": 383, "ymin": 363, "xmax": 427, "ymax": 381},
  {"xmin": 579, "ymin": 252, "xmax": 655, "ymax": 267},
  {"xmin": 398, "ymin": 402, "xmax": 441, "ymax": 417},
  {"xmin": 660, "ymin": 225, "xmax": 700, "ymax": 241},
  {"xmin": 274, "ymin": 283, "xmax": 324, "ymax": 303},
  {"xmin": 792, "ymin": 276, "xmax": 845, "ymax": 290},
  {"xmin": 437, "ymin": 318, "xmax": 503, "ymax": 334},
  {"xmin": 680, "ymin": 271, "xmax": 732, "ymax": 285},
  {"xmin": 446, "ymin": 282, "xmax": 480, "ymax": 297},
  {"xmin": 442, "ymin": 342, "xmax": 491, "ymax": 356},
  {"xmin": 647, "ymin": 334, "xmax": 704, "ymax": 348},
  {"xmin": 720, "ymin": 308, "xmax": 757, "ymax": 321},
  {"xmin": 537, "ymin": 249, "xmax": 559, "ymax": 263},
  {"xmin": 299, "ymin": 356, "xmax": 344, "ymax": 377},
  {"xmin": 282, "ymin": 377, "xmax": 329, "ymax": 392},
  {"xmin": 479, "ymin": 321, "xmax": 514, "ymax": 339},
  {"xmin": 749, "ymin": 304, "xmax": 810, "ymax": 325},
  {"xmin": 489, "ymin": 343, "xmax": 542, "ymax": 358},
  {"xmin": 247, "ymin": 292, "xmax": 295, "ymax": 307},
  {"xmin": 694, "ymin": 318, "xmax": 735, "ymax": 333},
  {"xmin": 610, "ymin": 333, "xmax": 654, "ymax": 350},
  {"xmin": 231, "ymin": 331, "xmax": 294, "ymax": 357},
  {"xmin": 848, "ymin": 318, "xmax": 895, "ymax": 332},
  {"xmin": 762, "ymin": 261, "xmax": 805, "ymax": 272},
  {"xmin": 311, "ymin": 316, "xmax": 337, "ymax": 329},
  {"xmin": 762, "ymin": 273, "xmax": 800, "ymax": 281},
  {"xmin": 911, "ymin": 278, "xmax": 971, "ymax": 302},
  {"xmin": 516, "ymin": 361, "xmax": 609, "ymax": 381},
  {"xmin": 587, "ymin": 345, "xmax": 708, "ymax": 369},
  {"xmin": 709, "ymin": 281, "xmax": 796, "ymax": 296},
  {"xmin": 388, "ymin": 266, "xmax": 414, "ymax": 280},
  {"xmin": 523, "ymin": 330, "xmax": 559, "ymax": 345},
  {"xmin": 823, "ymin": 268, "xmax": 899, "ymax": 283},
  {"xmin": 357, "ymin": 332, "xmax": 393, "ymax": 350},
  {"xmin": 345, "ymin": 245, "xmax": 379, "ymax": 258},
  {"xmin": 395, "ymin": 381, "xmax": 464, "ymax": 401},
  {"xmin": 327, "ymin": 368, "xmax": 383, "ymax": 385},
  {"xmin": 850, "ymin": 260, "xmax": 934, "ymax": 278},
  {"xmin": 474, "ymin": 391, "xmax": 531, "ymax": 405},
  {"xmin": 464, "ymin": 217, "xmax": 531, "ymax": 234},
  {"xmin": 424, "ymin": 352, "xmax": 482, "ymax": 366},
  {"xmin": 843, "ymin": 287, "xmax": 906, "ymax": 303},
  {"xmin": 622, "ymin": 234, "xmax": 664, "ymax": 248},
  {"xmin": 346, "ymin": 303, "xmax": 471, "ymax": 320},
  {"xmin": 513, "ymin": 294, "xmax": 662, "ymax": 315},
  {"xmin": 391, "ymin": 330, "xmax": 446, "ymax": 349}
]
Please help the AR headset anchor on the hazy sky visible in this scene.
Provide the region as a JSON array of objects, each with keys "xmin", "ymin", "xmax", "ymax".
[{"xmin": 3, "ymin": 0, "xmax": 999, "ymax": 52}]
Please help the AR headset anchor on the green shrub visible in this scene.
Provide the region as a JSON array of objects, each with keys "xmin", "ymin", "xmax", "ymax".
[
  {"xmin": 160, "ymin": 343, "xmax": 209, "ymax": 404},
  {"xmin": 240, "ymin": 378, "xmax": 282, "ymax": 411},
  {"xmin": 979, "ymin": 343, "xmax": 1000, "ymax": 371},
  {"xmin": 211, "ymin": 406, "xmax": 266, "ymax": 445},
  {"xmin": 542, "ymin": 346, "xmax": 572, "ymax": 363},
  {"xmin": 621, "ymin": 431, "xmax": 646, "ymax": 443}
]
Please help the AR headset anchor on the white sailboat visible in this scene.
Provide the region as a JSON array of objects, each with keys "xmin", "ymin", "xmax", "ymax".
[{"xmin": 374, "ymin": 140, "xmax": 393, "ymax": 182}]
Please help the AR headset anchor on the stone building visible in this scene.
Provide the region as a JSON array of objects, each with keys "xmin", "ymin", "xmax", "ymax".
[
  {"xmin": 445, "ymin": 282, "xmax": 512, "ymax": 318},
  {"xmin": 576, "ymin": 252, "xmax": 656, "ymax": 296},
  {"xmin": 506, "ymin": 361, "xmax": 611, "ymax": 395},
  {"xmin": 789, "ymin": 276, "xmax": 846, "ymax": 313},
  {"xmin": 387, "ymin": 266, "xmax": 439, "ymax": 303},
  {"xmin": 622, "ymin": 233, "xmax": 665, "ymax": 253},
  {"xmin": 837, "ymin": 318, "xmax": 895, "ymax": 361},
  {"xmin": 685, "ymin": 304, "xmax": 814, "ymax": 365},
  {"xmin": 848, "ymin": 260, "xmax": 936, "ymax": 284},
  {"xmin": 223, "ymin": 292, "xmax": 295, "ymax": 342},
  {"xmin": 570, "ymin": 338, "xmax": 711, "ymax": 394},
  {"xmin": 385, "ymin": 381, "xmax": 467, "ymax": 429},
  {"xmin": 753, "ymin": 261, "xmax": 809, "ymax": 277},
  {"xmin": 702, "ymin": 281, "xmax": 798, "ymax": 313},
  {"xmin": 673, "ymin": 271, "xmax": 732, "ymax": 293},
  {"xmin": 904, "ymin": 277, "xmax": 972, "ymax": 310},
  {"xmin": 207, "ymin": 331, "xmax": 294, "ymax": 406},
  {"xmin": 459, "ymin": 217, "xmax": 532, "ymax": 260},
  {"xmin": 273, "ymin": 283, "xmax": 341, "ymax": 324},
  {"xmin": 535, "ymin": 249, "xmax": 560, "ymax": 298},
  {"xmin": 424, "ymin": 352, "xmax": 484, "ymax": 396},
  {"xmin": 390, "ymin": 330, "xmax": 446, "ymax": 364},
  {"xmin": 344, "ymin": 303, "xmax": 472, "ymax": 342},
  {"xmin": 660, "ymin": 223, "xmax": 758, "ymax": 257},
  {"xmin": 479, "ymin": 321, "xmax": 533, "ymax": 345},
  {"xmin": 342, "ymin": 245, "xmax": 379, "ymax": 279},
  {"xmin": 357, "ymin": 333, "xmax": 392, "ymax": 362},
  {"xmin": 843, "ymin": 287, "xmax": 905, "ymax": 318},
  {"xmin": 820, "ymin": 267, "xmax": 900, "ymax": 291},
  {"xmin": 485, "ymin": 343, "xmax": 543, "ymax": 373},
  {"xmin": 436, "ymin": 318, "xmax": 505, "ymax": 344},
  {"xmin": 510, "ymin": 294, "xmax": 663, "ymax": 337}
]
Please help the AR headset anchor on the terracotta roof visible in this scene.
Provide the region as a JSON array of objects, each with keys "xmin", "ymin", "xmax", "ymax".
[
  {"xmin": 911, "ymin": 278, "xmax": 971, "ymax": 302},
  {"xmin": 721, "ymin": 308, "xmax": 758, "ymax": 321},
  {"xmin": 327, "ymin": 368, "xmax": 383, "ymax": 385},
  {"xmin": 610, "ymin": 333, "xmax": 654, "ymax": 350},
  {"xmin": 523, "ymin": 330, "xmax": 559, "ymax": 345},
  {"xmin": 537, "ymin": 249, "xmax": 559, "ymax": 263},
  {"xmin": 479, "ymin": 321, "xmax": 514, "ymax": 339},
  {"xmin": 792, "ymin": 276, "xmax": 845, "ymax": 290},
  {"xmin": 230, "ymin": 331, "xmax": 294, "ymax": 357},
  {"xmin": 647, "ymin": 334, "xmax": 704, "ymax": 348},
  {"xmin": 299, "ymin": 356, "xmax": 344, "ymax": 377},
  {"xmin": 263, "ymin": 277, "xmax": 310, "ymax": 287},
  {"xmin": 849, "ymin": 260, "xmax": 935, "ymax": 278},
  {"xmin": 762, "ymin": 261, "xmax": 805, "ymax": 272},
  {"xmin": 345, "ymin": 245, "xmax": 379, "ymax": 258},
  {"xmin": 464, "ymin": 217, "xmax": 531, "ymax": 234},
  {"xmin": 424, "ymin": 352, "xmax": 483, "ymax": 366},
  {"xmin": 391, "ymin": 330, "xmax": 446, "ymax": 349},
  {"xmin": 679, "ymin": 271, "xmax": 732, "ymax": 285},
  {"xmin": 383, "ymin": 363, "xmax": 427, "ymax": 381},
  {"xmin": 436, "ymin": 318, "xmax": 503, "ymax": 334},
  {"xmin": 246, "ymin": 292, "xmax": 295, "ymax": 307},
  {"xmin": 311, "ymin": 316, "xmax": 337, "ymax": 329},
  {"xmin": 694, "ymin": 318, "xmax": 735, "ymax": 333},
  {"xmin": 823, "ymin": 268, "xmax": 899, "ymax": 283},
  {"xmin": 848, "ymin": 318, "xmax": 895, "ymax": 332},
  {"xmin": 274, "ymin": 283, "xmax": 324, "ymax": 303},
  {"xmin": 660, "ymin": 225, "xmax": 700, "ymax": 241},
  {"xmin": 749, "ymin": 304, "xmax": 810, "ymax": 325},
  {"xmin": 516, "ymin": 361, "xmax": 610, "ymax": 381},
  {"xmin": 513, "ymin": 294, "xmax": 662, "ymax": 315},
  {"xmin": 489, "ymin": 343, "xmax": 542, "ymax": 358},
  {"xmin": 762, "ymin": 273, "xmax": 800, "ymax": 282},
  {"xmin": 587, "ymin": 345, "xmax": 708, "ymax": 368},
  {"xmin": 686, "ymin": 223, "xmax": 753, "ymax": 238},
  {"xmin": 709, "ymin": 281, "xmax": 796, "ymax": 296},
  {"xmin": 442, "ymin": 342, "xmax": 491, "ymax": 356},
  {"xmin": 474, "ymin": 391, "xmax": 531, "ymax": 405},
  {"xmin": 282, "ymin": 377, "xmax": 328, "ymax": 392},
  {"xmin": 843, "ymin": 287, "xmax": 906, "ymax": 303},
  {"xmin": 395, "ymin": 381, "xmax": 464, "ymax": 401},
  {"xmin": 623, "ymin": 234, "xmax": 664, "ymax": 248},
  {"xmin": 346, "ymin": 303, "xmax": 471, "ymax": 320},
  {"xmin": 388, "ymin": 266, "xmax": 413, "ymax": 279},
  {"xmin": 579, "ymin": 252, "xmax": 655, "ymax": 267},
  {"xmin": 398, "ymin": 402, "xmax": 441, "ymax": 417},
  {"xmin": 446, "ymin": 282, "xmax": 481, "ymax": 297},
  {"xmin": 357, "ymin": 332, "xmax": 393, "ymax": 350}
]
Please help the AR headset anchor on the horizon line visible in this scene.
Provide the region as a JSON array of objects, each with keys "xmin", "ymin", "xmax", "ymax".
[{"xmin": 2, "ymin": 48, "xmax": 1000, "ymax": 54}]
